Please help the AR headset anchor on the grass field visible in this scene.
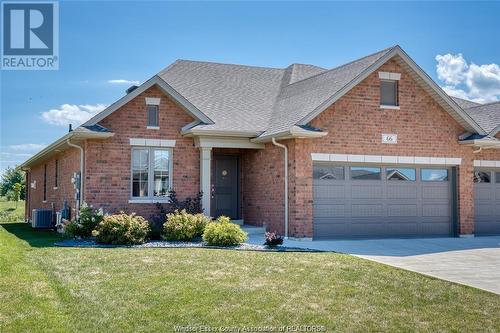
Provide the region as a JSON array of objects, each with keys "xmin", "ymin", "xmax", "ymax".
[
  {"xmin": 1, "ymin": 219, "xmax": 499, "ymax": 333},
  {"xmin": 0, "ymin": 198, "xmax": 25, "ymax": 222}
]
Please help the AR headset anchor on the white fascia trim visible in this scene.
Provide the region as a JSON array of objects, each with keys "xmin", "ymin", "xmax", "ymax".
[
  {"xmin": 182, "ymin": 128, "xmax": 262, "ymax": 138},
  {"xmin": 311, "ymin": 153, "xmax": 462, "ymax": 166},
  {"xmin": 82, "ymin": 76, "xmax": 213, "ymax": 127},
  {"xmin": 18, "ymin": 131, "xmax": 114, "ymax": 169},
  {"xmin": 145, "ymin": 97, "xmax": 161, "ymax": 105},
  {"xmin": 129, "ymin": 138, "xmax": 176, "ymax": 147},
  {"xmin": 194, "ymin": 136, "xmax": 264, "ymax": 149},
  {"xmin": 474, "ymin": 160, "xmax": 500, "ymax": 168},
  {"xmin": 128, "ymin": 199, "xmax": 170, "ymax": 204},
  {"xmin": 251, "ymin": 128, "xmax": 328, "ymax": 143},
  {"xmin": 379, "ymin": 71, "xmax": 401, "ymax": 80},
  {"xmin": 297, "ymin": 46, "xmax": 485, "ymax": 135}
]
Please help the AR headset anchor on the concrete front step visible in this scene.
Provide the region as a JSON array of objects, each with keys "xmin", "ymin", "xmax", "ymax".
[{"xmin": 241, "ymin": 225, "xmax": 266, "ymax": 235}]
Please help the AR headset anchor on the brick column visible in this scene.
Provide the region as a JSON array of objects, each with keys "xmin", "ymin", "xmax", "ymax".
[{"xmin": 458, "ymin": 158, "xmax": 474, "ymax": 235}]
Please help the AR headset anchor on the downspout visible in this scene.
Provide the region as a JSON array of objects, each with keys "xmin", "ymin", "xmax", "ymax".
[
  {"xmin": 473, "ymin": 147, "xmax": 482, "ymax": 154},
  {"xmin": 66, "ymin": 139, "xmax": 84, "ymax": 212},
  {"xmin": 272, "ymin": 138, "xmax": 288, "ymax": 239}
]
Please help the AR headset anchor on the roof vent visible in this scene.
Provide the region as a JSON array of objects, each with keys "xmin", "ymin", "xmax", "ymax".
[
  {"xmin": 68, "ymin": 124, "xmax": 73, "ymax": 132},
  {"xmin": 126, "ymin": 85, "xmax": 138, "ymax": 94}
]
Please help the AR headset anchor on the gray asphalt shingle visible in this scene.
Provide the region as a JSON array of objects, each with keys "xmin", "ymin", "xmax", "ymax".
[{"xmin": 462, "ymin": 101, "xmax": 500, "ymax": 134}]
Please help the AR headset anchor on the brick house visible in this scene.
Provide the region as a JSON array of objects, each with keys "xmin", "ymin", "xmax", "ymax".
[{"xmin": 20, "ymin": 45, "xmax": 500, "ymax": 239}]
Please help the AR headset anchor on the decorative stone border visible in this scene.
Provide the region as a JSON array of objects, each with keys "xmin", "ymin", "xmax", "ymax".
[{"xmin": 54, "ymin": 239, "xmax": 323, "ymax": 252}]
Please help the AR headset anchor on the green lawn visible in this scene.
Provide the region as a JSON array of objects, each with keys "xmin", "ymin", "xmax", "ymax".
[
  {"xmin": 0, "ymin": 221, "xmax": 499, "ymax": 333},
  {"xmin": 0, "ymin": 199, "xmax": 25, "ymax": 222}
]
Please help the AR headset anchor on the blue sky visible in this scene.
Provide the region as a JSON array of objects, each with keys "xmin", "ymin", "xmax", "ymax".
[{"xmin": 1, "ymin": 1, "xmax": 500, "ymax": 174}]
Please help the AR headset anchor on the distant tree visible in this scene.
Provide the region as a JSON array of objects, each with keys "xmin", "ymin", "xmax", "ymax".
[
  {"xmin": 0, "ymin": 167, "xmax": 25, "ymax": 200},
  {"xmin": 12, "ymin": 183, "xmax": 23, "ymax": 208}
]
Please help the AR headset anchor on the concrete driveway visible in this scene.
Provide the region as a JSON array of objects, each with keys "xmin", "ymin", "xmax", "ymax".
[{"xmin": 252, "ymin": 233, "xmax": 500, "ymax": 294}]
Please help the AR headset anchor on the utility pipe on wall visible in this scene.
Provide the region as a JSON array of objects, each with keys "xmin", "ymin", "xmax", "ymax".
[
  {"xmin": 66, "ymin": 139, "xmax": 84, "ymax": 210},
  {"xmin": 272, "ymin": 138, "xmax": 288, "ymax": 239}
]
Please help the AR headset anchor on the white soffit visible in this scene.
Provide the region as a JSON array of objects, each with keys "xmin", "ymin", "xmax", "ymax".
[{"xmin": 311, "ymin": 153, "xmax": 461, "ymax": 166}]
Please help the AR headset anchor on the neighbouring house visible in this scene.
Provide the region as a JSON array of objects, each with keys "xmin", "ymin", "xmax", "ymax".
[{"xmin": 20, "ymin": 45, "xmax": 500, "ymax": 239}]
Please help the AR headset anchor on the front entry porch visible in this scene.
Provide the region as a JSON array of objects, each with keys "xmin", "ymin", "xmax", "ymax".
[{"xmin": 195, "ymin": 136, "xmax": 266, "ymax": 224}]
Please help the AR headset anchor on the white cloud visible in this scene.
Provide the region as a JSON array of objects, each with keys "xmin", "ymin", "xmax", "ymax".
[
  {"xmin": 107, "ymin": 79, "xmax": 140, "ymax": 85},
  {"xmin": 41, "ymin": 104, "xmax": 107, "ymax": 126},
  {"xmin": 435, "ymin": 53, "xmax": 500, "ymax": 103},
  {"xmin": 436, "ymin": 53, "xmax": 468, "ymax": 86},
  {"xmin": 8, "ymin": 143, "xmax": 47, "ymax": 152}
]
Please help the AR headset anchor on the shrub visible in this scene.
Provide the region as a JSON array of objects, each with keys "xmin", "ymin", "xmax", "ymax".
[
  {"xmin": 163, "ymin": 210, "xmax": 210, "ymax": 241},
  {"xmin": 64, "ymin": 203, "xmax": 103, "ymax": 239},
  {"xmin": 92, "ymin": 213, "xmax": 150, "ymax": 245},
  {"xmin": 264, "ymin": 231, "xmax": 284, "ymax": 246},
  {"xmin": 202, "ymin": 216, "xmax": 248, "ymax": 246}
]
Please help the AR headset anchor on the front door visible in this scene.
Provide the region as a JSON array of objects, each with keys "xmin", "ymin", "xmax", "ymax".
[{"xmin": 212, "ymin": 155, "xmax": 239, "ymax": 219}]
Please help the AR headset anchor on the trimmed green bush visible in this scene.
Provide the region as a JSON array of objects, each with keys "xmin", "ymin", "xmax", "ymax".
[
  {"xmin": 64, "ymin": 203, "xmax": 103, "ymax": 239},
  {"xmin": 92, "ymin": 213, "xmax": 150, "ymax": 245},
  {"xmin": 163, "ymin": 210, "xmax": 211, "ymax": 241},
  {"xmin": 202, "ymin": 216, "xmax": 248, "ymax": 246}
]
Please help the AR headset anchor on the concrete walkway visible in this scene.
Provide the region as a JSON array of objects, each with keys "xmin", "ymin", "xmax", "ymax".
[{"xmin": 246, "ymin": 230, "xmax": 500, "ymax": 295}]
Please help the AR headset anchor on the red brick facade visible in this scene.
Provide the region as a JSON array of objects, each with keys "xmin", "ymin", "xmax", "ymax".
[
  {"xmin": 25, "ymin": 147, "xmax": 80, "ymax": 220},
  {"xmin": 25, "ymin": 58, "xmax": 499, "ymax": 238},
  {"xmin": 85, "ymin": 86, "xmax": 200, "ymax": 218}
]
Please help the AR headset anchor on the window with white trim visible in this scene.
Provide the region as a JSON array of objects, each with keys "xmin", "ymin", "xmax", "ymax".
[
  {"xmin": 131, "ymin": 147, "xmax": 172, "ymax": 199},
  {"xmin": 147, "ymin": 105, "xmax": 159, "ymax": 127}
]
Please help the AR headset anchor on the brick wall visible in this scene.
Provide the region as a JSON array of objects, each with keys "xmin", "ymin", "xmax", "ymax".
[
  {"xmin": 26, "ymin": 147, "xmax": 80, "ymax": 220},
  {"xmin": 240, "ymin": 143, "xmax": 285, "ymax": 233},
  {"xmin": 84, "ymin": 86, "xmax": 200, "ymax": 218}
]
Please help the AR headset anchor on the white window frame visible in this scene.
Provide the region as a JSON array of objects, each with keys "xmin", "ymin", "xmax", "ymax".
[{"xmin": 130, "ymin": 146, "xmax": 173, "ymax": 203}]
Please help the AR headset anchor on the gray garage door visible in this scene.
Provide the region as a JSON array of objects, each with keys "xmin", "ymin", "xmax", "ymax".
[
  {"xmin": 313, "ymin": 164, "xmax": 453, "ymax": 239},
  {"xmin": 474, "ymin": 169, "xmax": 500, "ymax": 235}
]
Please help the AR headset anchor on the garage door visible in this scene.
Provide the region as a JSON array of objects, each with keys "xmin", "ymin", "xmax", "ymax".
[
  {"xmin": 313, "ymin": 164, "xmax": 453, "ymax": 239},
  {"xmin": 474, "ymin": 169, "xmax": 500, "ymax": 235}
]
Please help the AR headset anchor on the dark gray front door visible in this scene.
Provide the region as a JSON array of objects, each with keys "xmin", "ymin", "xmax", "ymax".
[
  {"xmin": 313, "ymin": 164, "xmax": 453, "ymax": 239},
  {"xmin": 213, "ymin": 155, "xmax": 239, "ymax": 219},
  {"xmin": 474, "ymin": 169, "xmax": 500, "ymax": 235}
]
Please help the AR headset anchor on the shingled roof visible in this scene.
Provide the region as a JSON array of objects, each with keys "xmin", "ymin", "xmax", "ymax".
[
  {"xmin": 462, "ymin": 101, "xmax": 500, "ymax": 134},
  {"xmin": 79, "ymin": 45, "xmax": 495, "ymax": 139},
  {"xmin": 157, "ymin": 46, "xmax": 492, "ymax": 139}
]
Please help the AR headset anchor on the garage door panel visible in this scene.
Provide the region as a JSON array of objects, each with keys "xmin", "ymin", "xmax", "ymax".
[
  {"xmin": 475, "ymin": 204, "xmax": 492, "ymax": 216},
  {"xmin": 475, "ymin": 187, "xmax": 492, "ymax": 200},
  {"xmin": 351, "ymin": 204, "xmax": 383, "ymax": 217},
  {"xmin": 351, "ymin": 185, "xmax": 382, "ymax": 199},
  {"xmin": 313, "ymin": 204, "xmax": 345, "ymax": 218},
  {"xmin": 421, "ymin": 222, "xmax": 450, "ymax": 235},
  {"xmin": 422, "ymin": 186, "xmax": 449, "ymax": 199},
  {"xmin": 422, "ymin": 204, "xmax": 450, "ymax": 217},
  {"xmin": 313, "ymin": 164, "xmax": 452, "ymax": 239},
  {"xmin": 313, "ymin": 184, "xmax": 345, "ymax": 199},
  {"xmin": 387, "ymin": 204, "xmax": 418, "ymax": 217},
  {"xmin": 387, "ymin": 185, "xmax": 417, "ymax": 199},
  {"xmin": 473, "ymin": 168, "xmax": 500, "ymax": 235}
]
